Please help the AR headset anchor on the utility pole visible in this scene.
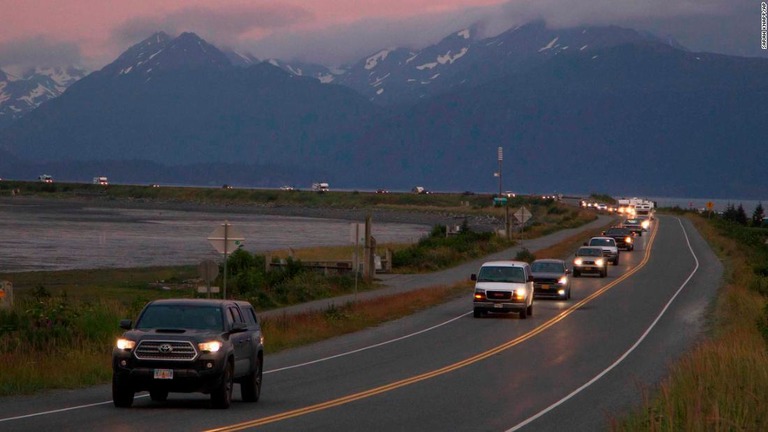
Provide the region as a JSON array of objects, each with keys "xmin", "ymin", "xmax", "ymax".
[{"xmin": 497, "ymin": 147, "xmax": 510, "ymax": 240}]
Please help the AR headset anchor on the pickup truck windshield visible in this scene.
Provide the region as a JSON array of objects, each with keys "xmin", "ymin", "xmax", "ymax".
[
  {"xmin": 477, "ymin": 266, "xmax": 526, "ymax": 283},
  {"xmin": 136, "ymin": 305, "xmax": 223, "ymax": 331}
]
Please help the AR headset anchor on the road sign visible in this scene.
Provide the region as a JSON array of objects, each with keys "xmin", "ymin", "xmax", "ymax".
[
  {"xmin": 513, "ymin": 206, "xmax": 532, "ymax": 223},
  {"xmin": 207, "ymin": 222, "xmax": 245, "ymax": 254},
  {"xmin": 706, "ymin": 201, "xmax": 714, "ymax": 211},
  {"xmin": 198, "ymin": 259, "xmax": 219, "ymax": 282}
]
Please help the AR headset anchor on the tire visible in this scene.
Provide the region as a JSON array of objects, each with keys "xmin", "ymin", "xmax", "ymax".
[
  {"xmin": 473, "ymin": 308, "xmax": 482, "ymax": 318},
  {"xmin": 614, "ymin": 256, "xmax": 620, "ymax": 265},
  {"xmin": 567, "ymin": 288, "xmax": 571, "ymax": 300},
  {"xmin": 601, "ymin": 269, "xmax": 607, "ymax": 278},
  {"xmin": 573, "ymin": 270, "xmax": 580, "ymax": 278},
  {"xmin": 112, "ymin": 375, "xmax": 134, "ymax": 408},
  {"xmin": 519, "ymin": 308, "xmax": 527, "ymax": 319},
  {"xmin": 211, "ymin": 362, "xmax": 234, "ymax": 409},
  {"xmin": 526, "ymin": 303, "xmax": 533, "ymax": 317},
  {"xmin": 150, "ymin": 388, "xmax": 168, "ymax": 402},
  {"xmin": 241, "ymin": 355, "xmax": 263, "ymax": 403}
]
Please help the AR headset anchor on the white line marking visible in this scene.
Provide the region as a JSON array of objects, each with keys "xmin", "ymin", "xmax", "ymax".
[
  {"xmin": 0, "ymin": 395, "xmax": 149, "ymax": 423},
  {"xmin": 506, "ymin": 217, "xmax": 699, "ymax": 431},
  {"xmin": 266, "ymin": 311, "xmax": 471, "ymax": 373}
]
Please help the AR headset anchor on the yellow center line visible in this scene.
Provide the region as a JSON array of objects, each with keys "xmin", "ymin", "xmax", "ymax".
[{"xmin": 206, "ymin": 223, "xmax": 659, "ymax": 431}]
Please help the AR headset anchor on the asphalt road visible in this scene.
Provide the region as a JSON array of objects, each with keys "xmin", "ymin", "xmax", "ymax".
[{"xmin": 0, "ymin": 215, "xmax": 722, "ymax": 431}]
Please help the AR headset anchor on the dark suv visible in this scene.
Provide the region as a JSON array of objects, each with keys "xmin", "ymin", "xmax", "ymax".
[
  {"xmin": 601, "ymin": 227, "xmax": 635, "ymax": 251},
  {"xmin": 112, "ymin": 299, "xmax": 264, "ymax": 409}
]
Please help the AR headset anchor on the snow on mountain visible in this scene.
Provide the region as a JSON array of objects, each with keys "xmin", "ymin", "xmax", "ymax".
[
  {"xmin": 96, "ymin": 32, "xmax": 231, "ymax": 80},
  {"xmin": 0, "ymin": 65, "xmax": 88, "ymax": 129}
]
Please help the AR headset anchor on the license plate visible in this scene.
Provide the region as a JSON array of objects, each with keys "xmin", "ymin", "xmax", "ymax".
[
  {"xmin": 540, "ymin": 284, "xmax": 550, "ymax": 289},
  {"xmin": 493, "ymin": 303, "xmax": 504, "ymax": 308},
  {"xmin": 154, "ymin": 369, "xmax": 173, "ymax": 380}
]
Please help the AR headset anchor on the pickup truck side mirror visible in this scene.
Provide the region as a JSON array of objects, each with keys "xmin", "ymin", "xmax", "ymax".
[
  {"xmin": 583, "ymin": 242, "xmax": 588, "ymax": 246},
  {"xmin": 528, "ymin": 275, "xmax": 534, "ymax": 282},
  {"xmin": 565, "ymin": 269, "xmax": 571, "ymax": 274},
  {"xmin": 119, "ymin": 319, "xmax": 132, "ymax": 330}
]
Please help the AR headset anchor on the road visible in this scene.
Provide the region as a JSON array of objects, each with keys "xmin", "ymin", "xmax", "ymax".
[{"xmin": 0, "ymin": 214, "xmax": 722, "ymax": 431}]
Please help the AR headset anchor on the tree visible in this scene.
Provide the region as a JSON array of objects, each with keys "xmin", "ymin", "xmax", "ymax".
[
  {"xmin": 723, "ymin": 203, "xmax": 737, "ymax": 222},
  {"xmin": 754, "ymin": 203, "xmax": 765, "ymax": 227},
  {"xmin": 736, "ymin": 204, "xmax": 749, "ymax": 226}
]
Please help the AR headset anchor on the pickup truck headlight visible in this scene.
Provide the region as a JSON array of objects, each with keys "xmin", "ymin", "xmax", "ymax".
[
  {"xmin": 574, "ymin": 258, "xmax": 583, "ymax": 266},
  {"xmin": 625, "ymin": 236, "xmax": 632, "ymax": 244},
  {"xmin": 641, "ymin": 220, "xmax": 650, "ymax": 229},
  {"xmin": 558, "ymin": 276, "xmax": 568, "ymax": 285},
  {"xmin": 199, "ymin": 341, "xmax": 222, "ymax": 353},
  {"xmin": 116, "ymin": 338, "xmax": 136, "ymax": 350},
  {"xmin": 595, "ymin": 258, "xmax": 605, "ymax": 267}
]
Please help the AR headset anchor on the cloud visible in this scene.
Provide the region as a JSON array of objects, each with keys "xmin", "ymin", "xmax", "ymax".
[
  {"xmin": 110, "ymin": 4, "xmax": 314, "ymax": 51},
  {"xmin": 0, "ymin": 36, "xmax": 83, "ymax": 70},
  {"xmin": 238, "ymin": 0, "xmax": 759, "ymax": 65}
]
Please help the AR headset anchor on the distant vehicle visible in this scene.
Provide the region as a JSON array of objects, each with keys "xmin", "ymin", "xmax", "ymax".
[
  {"xmin": 471, "ymin": 261, "xmax": 534, "ymax": 319},
  {"xmin": 573, "ymin": 246, "xmax": 608, "ymax": 278},
  {"xmin": 279, "ymin": 185, "xmax": 295, "ymax": 191},
  {"xmin": 586, "ymin": 236, "xmax": 620, "ymax": 265},
  {"xmin": 222, "ymin": 184, "xmax": 233, "ymax": 189},
  {"xmin": 531, "ymin": 259, "xmax": 571, "ymax": 300},
  {"xmin": 92, "ymin": 176, "xmax": 108, "ymax": 185},
  {"xmin": 38, "ymin": 174, "xmax": 53, "ymax": 183},
  {"xmin": 112, "ymin": 299, "xmax": 264, "ymax": 409},
  {"xmin": 601, "ymin": 227, "xmax": 635, "ymax": 251},
  {"xmin": 376, "ymin": 189, "xmax": 390, "ymax": 194},
  {"xmin": 412, "ymin": 186, "xmax": 429, "ymax": 194},
  {"xmin": 622, "ymin": 218, "xmax": 645, "ymax": 236},
  {"xmin": 312, "ymin": 182, "xmax": 330, "ymax": 192},
  {"xmin": 149, "ymin": 183, "xmax": 160, "ymax": 188}
]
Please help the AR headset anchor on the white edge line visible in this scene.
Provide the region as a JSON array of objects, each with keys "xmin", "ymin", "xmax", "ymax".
[
  {"xmin": 0, "ymin": 395, "xmax": 149, "ymax": 423},
  {"xmin": 506, "ymin": 217, "xmax": 699, "ymax": 432},
  {"xmin": 265, "ymin": 311, "xmax": 471, "ymax": 373}
]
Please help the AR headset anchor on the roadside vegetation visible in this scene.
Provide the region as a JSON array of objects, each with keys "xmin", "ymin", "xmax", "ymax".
[
  {"xmin": 614, "ymin": 208, "xmax": 768, "ymax": 431},
  {"xmin": 0, "ymin": 188, "xmax": 595, "ymax": 396}
]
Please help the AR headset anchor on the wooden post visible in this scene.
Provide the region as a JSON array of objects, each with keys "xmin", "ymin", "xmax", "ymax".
[{"xmin": 363, "ymin": 215, "xmax": 373, "ymax": 282}]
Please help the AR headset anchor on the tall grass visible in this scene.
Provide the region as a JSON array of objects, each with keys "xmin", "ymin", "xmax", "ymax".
[{"xmin": 613, "ymin": 215, "xmax": 768, "ymax": 431}]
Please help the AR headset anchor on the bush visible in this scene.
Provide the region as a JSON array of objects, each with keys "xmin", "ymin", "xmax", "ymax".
[{"xmin": 514, "ymin": 248, "xmax": 536, "ymax": 263}]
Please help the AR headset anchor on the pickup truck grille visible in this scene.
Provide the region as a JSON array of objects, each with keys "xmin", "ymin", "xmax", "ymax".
[{"xmin": 135, "ymin": 340, "xmax": 198, "ymax": 361}]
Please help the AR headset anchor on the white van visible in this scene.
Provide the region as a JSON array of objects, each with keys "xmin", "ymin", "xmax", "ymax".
[{"xmin": 471, "ymin": 261, "xmax": 534, "ymax": 319}]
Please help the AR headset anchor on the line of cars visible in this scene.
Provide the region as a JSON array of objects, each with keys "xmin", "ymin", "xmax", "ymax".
[{"xmin": 471, "ymin": 217, "xmax": 647, "ymax": 318}]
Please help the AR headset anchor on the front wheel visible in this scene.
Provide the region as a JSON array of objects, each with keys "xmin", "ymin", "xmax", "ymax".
[
  {"xmin": 573, "ymin": 270, "xmax": 580, "ymax": 278},
  {"xmin": 112, "ymin": 375, "xmax": 134, "ymax": 408},
  {"xmin": 613, "ymin": 256, "xmax": 620, "ymax": 265},
  {"xmin": 211, "ymin": 363, "xmax": 234, "ymax": 409},
  {"xmin": 241, "ymin": 356, "xmax": 263, "ymax": 403},
  {"xmin": 519, "ymin": 308, "xmax": 527, "ymax": 319},
  {"xmin": 473, "ymin": 308, "xmax": 483, "ymax": 318},
  {"xmin": 527, "ymin": 303, "xmax": 533, "ymax": 317},
  {"xmin": 601, "ymin": 269, "xmax": 607, "ymax": 278}
]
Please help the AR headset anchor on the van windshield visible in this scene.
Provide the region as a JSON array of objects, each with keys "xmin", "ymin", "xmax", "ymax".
[{"xmin": 477, "ymin": 266, "xmax": 526, "ymax": 283}]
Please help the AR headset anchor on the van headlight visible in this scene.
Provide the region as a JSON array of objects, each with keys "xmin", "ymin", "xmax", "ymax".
[{"xmin": 514, "ymin": 288, "xmax": 527, "ymax": 300}]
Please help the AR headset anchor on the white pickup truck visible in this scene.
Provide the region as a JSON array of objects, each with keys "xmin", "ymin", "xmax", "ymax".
[{"xmin": 586, "ymin": 236, "xmax": 620, "ymax": 265}]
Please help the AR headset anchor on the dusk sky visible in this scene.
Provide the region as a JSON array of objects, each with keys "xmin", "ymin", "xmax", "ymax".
[{"xmin": 0, "ymin": 0, "xmax": 760, "ymax": 72}]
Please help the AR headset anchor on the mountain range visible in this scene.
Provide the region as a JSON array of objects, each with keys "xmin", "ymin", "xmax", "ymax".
[{"xmin": 0, "ymin": 21, "xmax": 766, "ymax": 199}]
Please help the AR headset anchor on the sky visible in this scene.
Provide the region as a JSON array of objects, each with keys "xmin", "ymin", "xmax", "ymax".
[{"xmin": 0, "ymin": 0, "xmax": 762, "ymax": 73}]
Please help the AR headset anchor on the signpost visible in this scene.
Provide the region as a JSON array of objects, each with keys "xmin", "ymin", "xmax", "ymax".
[
  {"xmin": 513, "ymin": 206, "xmax": 533, "ymax": 239},
  {"xmin": 207, "ymin": 222, "xmax": 245, "ymax": 299},
  {"xmin": 198, "ymin": 259, "xmax": 219, "ymax": 298}
]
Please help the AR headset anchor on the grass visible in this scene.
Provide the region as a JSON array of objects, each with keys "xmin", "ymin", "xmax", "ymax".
[{"xmin": 612, "ymin": 214, "xmax": 768, "ymax": 431}]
